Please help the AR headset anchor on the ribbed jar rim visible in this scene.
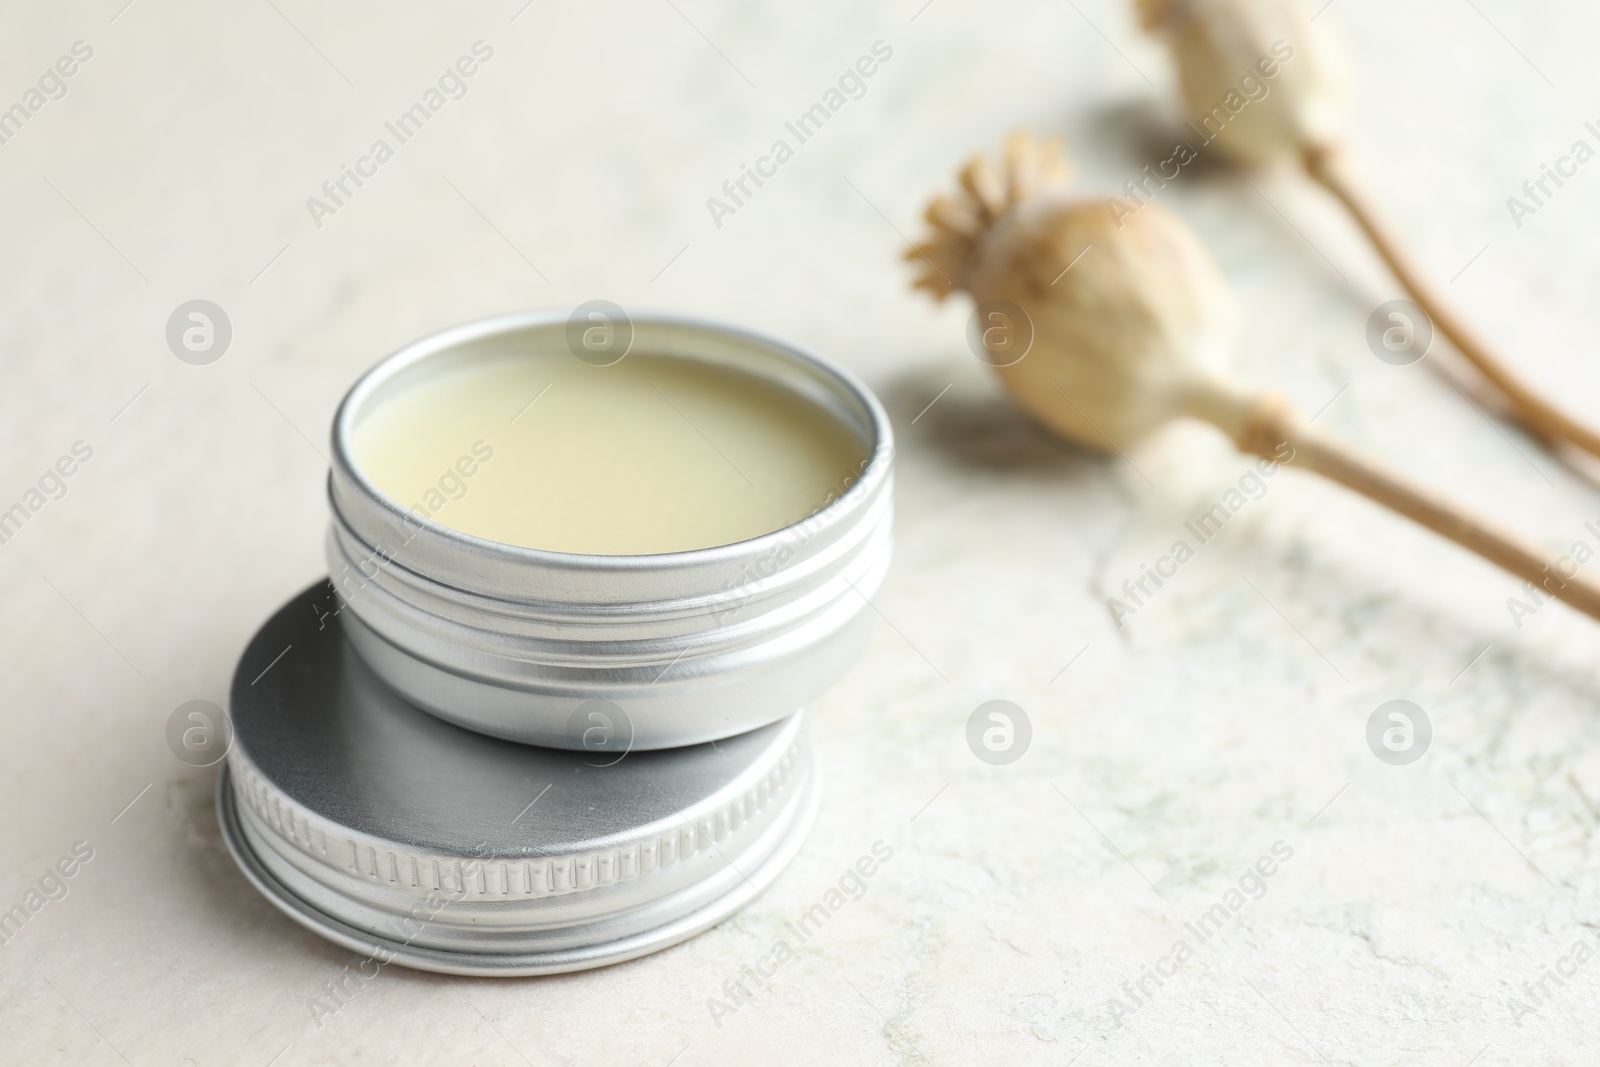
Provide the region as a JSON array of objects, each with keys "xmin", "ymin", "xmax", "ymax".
[{"xmin": 327, "ymin": 309, "xmax": 894, "ymax": 605}]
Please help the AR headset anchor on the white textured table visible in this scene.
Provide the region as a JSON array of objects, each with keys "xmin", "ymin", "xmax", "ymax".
[{"xmin": 3, "ymin": 1, "xmax": 1598, "ymax": 1063}]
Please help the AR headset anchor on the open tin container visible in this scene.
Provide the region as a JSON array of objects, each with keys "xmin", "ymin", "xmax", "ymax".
[
  {"xmin": 324, "ymin": 310, "xmax": 894, "ymax": 751},
  {"xmin": 220, "ymin": 310, "xmax": 894, "ymax": 975}
]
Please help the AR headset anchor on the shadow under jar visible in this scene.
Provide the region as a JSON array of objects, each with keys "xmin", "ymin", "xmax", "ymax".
[{"xmin": 326, "ymin": 309, "xmax": 894, "ymax": 751}]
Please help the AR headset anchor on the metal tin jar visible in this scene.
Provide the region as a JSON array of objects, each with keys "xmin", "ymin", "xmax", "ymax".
[
  {"xmin": 325, "ymin": 310, "xmax": 893, "ymax": 751},
  {"xmin": 220, "ymin": 584, "xmax": 819, "ymax": 976}
]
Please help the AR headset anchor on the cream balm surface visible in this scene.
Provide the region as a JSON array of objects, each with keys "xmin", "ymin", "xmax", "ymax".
[{"xmin": 352, "ymin": 354, "xmax": 867, "ymax": 555}]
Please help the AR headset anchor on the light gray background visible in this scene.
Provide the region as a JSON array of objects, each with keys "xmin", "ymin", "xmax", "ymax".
[{"xmin": 1, "ymin": 1, "xmax": 1597, "ymax": 1063}]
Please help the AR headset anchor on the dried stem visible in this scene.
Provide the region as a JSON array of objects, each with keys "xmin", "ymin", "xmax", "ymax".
[
  {"xmin": 1303, "ymin": 145, "xmax": 1600, "ymax": 460},
  {"xmin": 1214, "ymin": 388, "xmax": 1600, "ymax": 622}
]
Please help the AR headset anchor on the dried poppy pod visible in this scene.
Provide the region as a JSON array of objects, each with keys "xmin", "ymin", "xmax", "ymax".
[
  {"xmin": 908, "ymin": 133, "xmax": 1600, "ymax": 623},
  {"xmin": 1137, "ymin": 0, "xmax": 1600, "ymax": 461},
  {"xmin": 912, "ymin": 132, "xmax": 1245, "ymax": 451},
  {"xmin": 1134, "ymin": 0, "xmax": 1347, "ymax": 169}
]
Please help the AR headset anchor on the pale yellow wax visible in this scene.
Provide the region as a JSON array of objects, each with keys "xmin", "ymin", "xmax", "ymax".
[{"xmin": 352, "ymin": 354, "xmax": 867, "ymax": 555}]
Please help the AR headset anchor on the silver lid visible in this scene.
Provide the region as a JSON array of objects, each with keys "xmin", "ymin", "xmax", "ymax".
[
  {"xmin": 323, "ymin": 310, "xmax": 894, "ymax": 750},
  {"xmin": 219, "ymin": 582, "xmax": 818, "ymax": 976}
]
